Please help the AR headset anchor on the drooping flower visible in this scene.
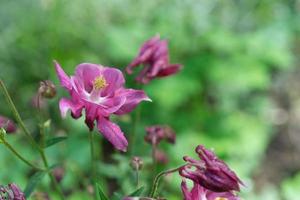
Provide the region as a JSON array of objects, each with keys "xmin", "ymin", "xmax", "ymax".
[
  {"xmin": 144, "ymin": 125, "xmax": 176, "ymax": 145},
  {"xmin": 181, "ymin": 179, "xmax": 240, "ymax": 200},
  {"xmin": 0, "ymin": 183, "xmax": 26, "ymax": 200},
  {"xmin": 180, "ymin": 145, "xmax": 243, "ymax": 193},
  {"xmin": 126, "ymin": 35, "xmax": 182, "ymax": 84},
  {"xmin": 54, "ymin": 61, "xmax": 151, "ymax": 151},
  {"xmin": 0, "ymin": 115, "xmax": 16, "ymax": 134}
]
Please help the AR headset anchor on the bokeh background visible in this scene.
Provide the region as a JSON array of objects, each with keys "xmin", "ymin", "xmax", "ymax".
[{"xmin": 1, "ymin": 0, "xmax": 300, "ymax": 199}]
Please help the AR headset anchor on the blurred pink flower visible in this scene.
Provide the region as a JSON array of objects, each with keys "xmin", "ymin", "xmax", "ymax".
[
  {"xmin": 0, "ymin": 115, "xmax": 16, "ymax": 134},
  {"xmin": 0, "ymin": 183, "xmax": 26, "ymax": 200},
  {"xmin": 180, "ymin": 145, "xmax": 243, "ymax": 193},
  {"xmin": 181, "ymin": 179, "xmax": 240, "ymax": 200},
  {"xmin": 126, "ymin": 35, "xmax": 182, "ymax": 84},
  {"xmin": 54, "ymin": 61, "xmax": 151, "ymax": 151},
  {"xmin": 145, "ymin": 125, "xmax": 176, "ymax": 145}
]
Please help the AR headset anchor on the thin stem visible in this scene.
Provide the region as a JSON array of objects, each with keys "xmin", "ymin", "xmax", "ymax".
[
  {"xmin": 0, "ymin": 80, "xmax": 65, "ymax": 200},
  {"xmin": 149, "ymin": 165, "xmax": 186, "ymax": 198},
  {"xmin": 89, "ymin": 131, "xmax": 97, "ymax": 200},
  {"xmin": 135, "ymin": 169, "xmax": 140, "ymax": 188},
  {"xmin": 40, "ymin": 149, "xmax": 65, "ymax": 200},
  {"xmin": 0, "ymin": 80, "xmax": 39, "ymax": 151},
  {"xmin": 2, "ymin": 140, "xmax": 44, "ymax": 171}
]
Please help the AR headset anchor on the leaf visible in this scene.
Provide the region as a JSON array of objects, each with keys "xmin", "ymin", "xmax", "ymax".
[
  {"xmin": 45, "ymin": 136, "xmax": 67, "ymax": 148},
  {"xmin": 128, "ymin": 186, "xmax": 144, "ymax": 197},
  {"xmin": 24, "ymin": 171, "xmax": 46, "ymax": 197},
  {"xmin": 97, "ymin": 183, "xmax": 109, "ymax": 200}
]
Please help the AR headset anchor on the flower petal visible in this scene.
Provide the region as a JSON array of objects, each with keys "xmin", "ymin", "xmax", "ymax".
[
  {"xmin": 59, "ymin": 98, "xmax": 83, "ymax": 118},
  {"xmin": 97, "ymin": 117, "xmax": 128, "ymax": 152},
  {"xmin": 101, "ymin": 67, "xmax": 125, "ymax": 96},
  {"xmin": 54, "ymin": 61, "xmax": 72, "ymax": 90},
  {"xmin": 114, "ymin": 89, "xmax": 151, "ymax": 115},
  {"xmin": 75, "ymin": 63, "xmax": 103, "ymax": 92},
  {"xmin": 157, "ymin": 64, "xmax": 182, "ymax": 77}
]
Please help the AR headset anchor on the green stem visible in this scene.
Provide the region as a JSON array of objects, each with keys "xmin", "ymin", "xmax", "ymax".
[
  {"xmin": 0, "ymin": 80, "xmax": 65, "ymax": 200},
  {"xmin": 40, "ymin": 149, "xmax": 65, "ymax": 200},
  {"xmin": 89, "ymin": 131, "xmax": 97, "ymax": 200},
  {"xmin": 3, "ymin": 140, "xmax": 44, "ymax": 171},
  {"xmin": 149, "ymin": 165, "xmax": 186, "ymax": 198},
  {"xmin": 135, "ymin": 169, "xmax": 140, "ymax": 188},
  {"xmin": 0, "ymin": 80, "xmax": 39, "ymax": 151}
]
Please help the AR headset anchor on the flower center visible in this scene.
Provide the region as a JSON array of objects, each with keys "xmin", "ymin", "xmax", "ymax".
[
  {"xmin": 93, "ymin": 76, "xmax": 108, "ymax": 90},
  {"xmin": 215, "ymin": 198, "xmax": 228, "ymax": 200}
]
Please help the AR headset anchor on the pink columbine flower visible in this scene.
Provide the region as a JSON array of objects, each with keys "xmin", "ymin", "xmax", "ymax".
[
  {"xmin": 181, "ymin": 179, "xmax": 240, "ymax": 200},
  {"xmin": 126, "ymin": 35, "xmax": 182, "ymax": 84},
  {"xmin": 0, "ymin": 115, "xmax": 16, "ymax": 134},
  {"xmin": 54, "ymin": 61, "xmax": 151, "ymax": 151},
  {"xmin": 180, "ymin": 145, "xmax": 243, "ymax": 193}
]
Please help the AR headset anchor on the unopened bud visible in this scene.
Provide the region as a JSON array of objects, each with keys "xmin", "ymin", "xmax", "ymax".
[
  {"xmin": 130, "ymin": 156, "xmax": 143, "ymax": 171},
  {"xmin": 38, "ymin": 80, "xmax": 56, "ymax": 99},
  {"xmin": 53, "ymin": 167, "xmax": 65, "ymax": 183}
]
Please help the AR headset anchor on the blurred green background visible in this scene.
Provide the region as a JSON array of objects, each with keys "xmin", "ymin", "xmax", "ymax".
[{"xmin": 1, "ymin": 0, "xmax": 300, "ymax": 199}]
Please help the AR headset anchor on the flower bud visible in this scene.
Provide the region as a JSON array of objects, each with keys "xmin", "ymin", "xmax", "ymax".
[
  {"xmin": 154, "ymin": 150, "xmax": 168, "ymax": 164},
  {"xmin": 53, "ymin": 167, "xmax": 65, "ymax": 183},
  {"xmin": 38, "ymin": 80, "xmax": 56, "ymax": 99},
  {"xmin": 130, "ymin": 156, "xmax": 143, "ymax": 171},
  {"xmin": 0, "ymin": 115, "xmax": 16, "ymax": 134}
]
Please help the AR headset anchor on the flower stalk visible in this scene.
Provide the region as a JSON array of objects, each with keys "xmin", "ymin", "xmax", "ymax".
[
  {"xmin": 89, "ymin": 131, "xmax": 97, "ymax": 200},
  {"xmin": 0, "ymin": 79, "xmax": 66, "ymax": 200},
  {"xmin": 149, "ymin": 165, "xmax": 186, "ymax": 198}
]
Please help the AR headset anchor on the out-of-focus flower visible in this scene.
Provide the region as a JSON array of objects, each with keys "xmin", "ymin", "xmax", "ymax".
[
  {"xmin": 38, "ymin": 80, "xmax": 56, "ymax": 99},
  {"xmin": 126, "ymin": 35, "xmax": 182, "ymax": 84},
  {"xmin": 180, "ymin": 145, "xmax": 243, "ymax": 193},
  {"xmin": 130, "ymin": 156, "xmax": 144, "ymax": 171},
  {"xmin": 53, "ymin": 167, "xmax": 65, "ymax": 183},
  {"xmin": 0, "ymin": 115, "xmax": 16, "ymax": 134},
  {"xmin": 145, "ymin": 125, "xmax": 176, "ymax": 145},
  {"xmin": 154, "ymin": 150, "xmax": 169, "ymax": 164},
  {"xmin": 181, "ymin": 179, "xmax": 240, "ymax": 200},
  {"xmin": 0, "ymin": 183, "xmax": 26, "ymax": 200},
  {"xmin": 54, "ymin": 61, "xmax": 151, "ymax": 152}
]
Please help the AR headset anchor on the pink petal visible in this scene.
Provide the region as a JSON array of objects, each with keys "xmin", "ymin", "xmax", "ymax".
[
  {"xmin": 59, "ymin": 98, "xmax": 83, "ymax": 118},
  {"xmin": 97, "ymin": 117, "xmax": 128, "ymax": 152},
  {"xmin": 54, "ymin": 61, "xmax": 72, "ymax": 90},
  {"xmin": 114, "ymin": 89, "xmax": 151, "ymax": 115},
  {"xmin": 157, "ymin": 64, "xmax": 182, "ymax": 77},
  {"xmin": 75, "ymin": 63, "xmax": 103, "ymax": 92},
  {"xmin": 101, "ymin": 96, "xmax": 127, "ymax": 114},
  {"xmin": 101, "ymin": 67, "xmax": 125, "ymax": 96}
]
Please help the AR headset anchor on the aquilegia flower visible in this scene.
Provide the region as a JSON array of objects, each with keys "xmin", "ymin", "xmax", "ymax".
[
  {"xmin": 126, "ymin": 35, "xmax": 182, "ymax": 84},
  {"xmin": 181, "ymin": 179, "xmax": 240, "ymax": 200},
  {"xmin": 54, "ymin": 61, "xmax": 151, "ymax": 151},
  {"xmin": 180, "ymin": 145, "xmax": 243, "ymax": 193},
  {"xmin": 144, "ymin": 125, "xmax": 176, "ymax": 145},
  {"xmin": 0, "ymin": 115, "xmax": 16, "ymax": 134},
  {"xmin": 0, "ymin": 183, "xmax": 26, "ymax": 200}
]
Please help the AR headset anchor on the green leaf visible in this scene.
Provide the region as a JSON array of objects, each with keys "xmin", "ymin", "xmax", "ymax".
[
  {"xmin": 97, "ymin": 183, "xmax": 109, "ymax": 200},
  {"xmin": 24, "ymin": 171, "xmax": 46, "ymax": 197},
  {"xmin": 128, "ymin": 186, "xmax": 144, "ymax": 197},
  {"xmin": 112, "ymin": 192, "xmax": 123, "ymax": 200},
  {"xmin": 45, "ymin": 136, "xmax": 67, "ymax": 148}
]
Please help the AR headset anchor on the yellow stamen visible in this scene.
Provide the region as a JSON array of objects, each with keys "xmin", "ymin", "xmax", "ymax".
[
  {"xmin": 215, "ymin": 198, "xmax": 228, "ymax": 200},
  {"xmin": 93, "ymin": 76, "xmax": 108, "ymax": 90}
]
